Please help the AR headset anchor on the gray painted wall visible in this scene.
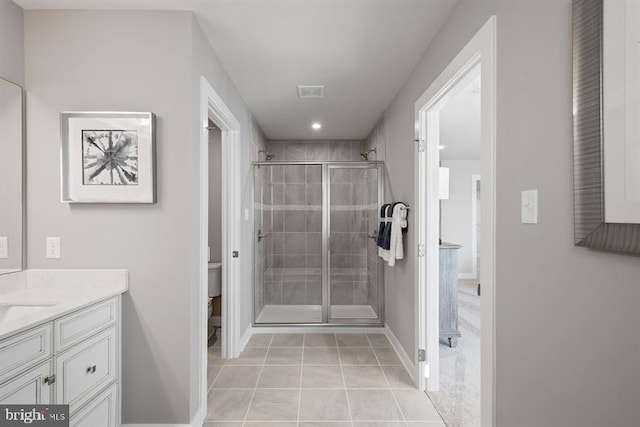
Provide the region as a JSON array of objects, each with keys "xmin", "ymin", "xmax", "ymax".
[
  {"xmin": 381, "ymin": 0, "xmax": 640, "ymax": 425},
  {"xmin": 0, "ymin": 0, "xmax": 23, "ymax": 86},
  {"xmin": 208, "ymin": 124, "xmax": 222, "ymax": 263},
  {"xmin": 24, "ymin": 11, "xmax": 265, "ymax": 424},
  {"xmin": 441, "ymin": 160, "xmax": 480, "ymax": 277}
]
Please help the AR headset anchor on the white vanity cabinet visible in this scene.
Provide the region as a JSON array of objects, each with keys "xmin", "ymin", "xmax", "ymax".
[{"xmin": 0, "ymin": 296, "xmax": 121, "ymax": 426}]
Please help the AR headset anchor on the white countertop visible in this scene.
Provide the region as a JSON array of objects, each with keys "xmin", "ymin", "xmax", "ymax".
[{"xmin": 0, "ymin": 269, "xmax": 128, "ymax": 340}]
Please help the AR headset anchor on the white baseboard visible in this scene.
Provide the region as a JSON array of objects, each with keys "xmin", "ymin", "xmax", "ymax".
[
  {"xmin": 239, "ymin": 326, "xmax": 253, "ymax": 353},
  {"xmin": 458, "ymin": 273, "xmax": 477, "ymax": 280},
  {"xmin": 384, "ymin": 325, "xmax": 418, "ymax": 387},
  {"xmin": 250, "ymin": 325, "xmax": 385, "ymax": 334},
  {"xmin": 123, "ymin": 406, "xmax": 204, "ymax": 427}
]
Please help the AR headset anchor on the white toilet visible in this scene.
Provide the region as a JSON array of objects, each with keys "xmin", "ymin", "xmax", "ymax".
[{"xmin": 208, "ymin": 262, "xmax": 222, "ymax": 298}]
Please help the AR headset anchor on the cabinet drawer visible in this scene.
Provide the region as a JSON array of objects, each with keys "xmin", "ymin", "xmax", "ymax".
[
  {"xmin": 54, "ymin": 298, "xmax": 117, "ymax": 352},
  {"xmin": 0, "ymin": 361, "xmax": 54, "ymax": 405},
  {"xmin": 0, "ymin": 323, "xmax": 52, "ymax": 383},
  {"xmin": 70, "ymin": 383, "xmax": 118, "ymax": 427},
  {"xmin": 56, "ymin": 327, "xmax": 116, "ymax": 413}
]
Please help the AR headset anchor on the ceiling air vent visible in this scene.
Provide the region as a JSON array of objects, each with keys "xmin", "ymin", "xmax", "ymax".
[{"xmin": 297, "ymin": 85, "xmax": 325, "ymax": 99}]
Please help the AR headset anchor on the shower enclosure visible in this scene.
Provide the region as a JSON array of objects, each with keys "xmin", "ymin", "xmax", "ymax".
[{"xmin": 254, "ymin": 161, "xmax": 384, "ymax": 325}]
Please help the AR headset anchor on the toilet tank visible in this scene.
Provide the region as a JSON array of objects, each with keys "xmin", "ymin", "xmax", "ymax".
[{"xmin": 208, "ymin": 262, "xmax": 222, "ymax": 297}]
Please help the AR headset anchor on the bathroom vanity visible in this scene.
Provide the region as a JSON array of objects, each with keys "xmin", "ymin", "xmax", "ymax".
[{"xmin": 0, "ymin": 270, "xmax": 127, "ymax": 426}]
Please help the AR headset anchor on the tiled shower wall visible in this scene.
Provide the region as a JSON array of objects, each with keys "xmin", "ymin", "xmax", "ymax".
[{"xmin": 266, "ymin": 140, "xmax": 363, "ymax": 162}]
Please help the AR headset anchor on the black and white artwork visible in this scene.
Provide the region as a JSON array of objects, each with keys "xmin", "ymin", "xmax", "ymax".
[
  {"xmin": 82, "ymin": 130, "xmax": 139, "ymax": 185},
  {"xmin": 61, "ymin": 112, "xmax": 155, "ymax": 203}
]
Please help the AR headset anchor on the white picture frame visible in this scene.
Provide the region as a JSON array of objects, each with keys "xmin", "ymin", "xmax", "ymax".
[{"xmin": 60, "ymin": 111, "xmax": 156, "ymax": 203}]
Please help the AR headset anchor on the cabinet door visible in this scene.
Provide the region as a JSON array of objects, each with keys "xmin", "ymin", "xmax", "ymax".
[
  {"xmin": 0, "ymin": 361, "xmax": 54, "ymax": 404},
  {"xmin": 55, "ymin": 327, "xmax": 116, "ymax": 413},
  {"xmin": 70, "ymin": 383, "xmax": 117, "ymax": 427}
]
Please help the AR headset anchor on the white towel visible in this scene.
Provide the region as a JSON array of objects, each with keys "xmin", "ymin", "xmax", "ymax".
[{"xmin": 387, "ymin": 203, "xmax": 408, "ymax": 267}]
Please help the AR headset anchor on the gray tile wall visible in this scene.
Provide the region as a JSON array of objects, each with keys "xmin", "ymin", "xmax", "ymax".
[{"xmin": 266, "ymin": 140, "xmax": 364, "ymax": 162}]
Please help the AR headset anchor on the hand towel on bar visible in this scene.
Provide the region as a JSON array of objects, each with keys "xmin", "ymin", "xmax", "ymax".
[
  {"xmin": 387, "ymin": 203, "xmax": 408, "ymax": 267},
  {"xmin": 379, "ymin": 204, "xmax": 393, "ymax": 260},
  {"xmin": 377, "ymin": 204, "xmax": 390, "ymax": 248}
]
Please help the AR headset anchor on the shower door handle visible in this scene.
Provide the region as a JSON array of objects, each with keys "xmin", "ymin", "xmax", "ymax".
[{"xmin": 257, "ymin": 229, "xmax": 269, "ymax": 242}]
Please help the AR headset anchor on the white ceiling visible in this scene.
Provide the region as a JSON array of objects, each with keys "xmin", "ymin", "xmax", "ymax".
[
  {"xmin": 439, "ymin": 70, "xmax": 481, "ymax": 161},
  {"xmin": 15, "ymin": 0, "xmax": 458, "ymax": 140}
]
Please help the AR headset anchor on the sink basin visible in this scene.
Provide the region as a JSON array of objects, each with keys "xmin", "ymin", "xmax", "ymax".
[{"xmin": 0, "ymin": 302, "xmax": 58, "ymax": 324}]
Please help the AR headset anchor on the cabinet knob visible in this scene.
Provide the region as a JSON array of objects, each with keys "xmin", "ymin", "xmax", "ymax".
[
  {"xmin": 43, "ymin": 375, "xmax": 55, "ymax": 385},
  {"xmin": 86, "ymin": 365, "xmax": 97, "ymax": 374}
]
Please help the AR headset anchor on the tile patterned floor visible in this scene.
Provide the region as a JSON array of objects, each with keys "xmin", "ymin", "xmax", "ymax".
[{"xmin": 205, "ymin": 333, "xmax": 445, "ymax": 427}]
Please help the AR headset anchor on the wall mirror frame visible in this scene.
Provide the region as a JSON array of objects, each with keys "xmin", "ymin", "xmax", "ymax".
[
  {"xmin": 573, "ymin": 0, "xmax": 640, "ymax": 254},
  {"xmin": 0, "ymin": 77, "xmax": 25, "ymax": 275}
]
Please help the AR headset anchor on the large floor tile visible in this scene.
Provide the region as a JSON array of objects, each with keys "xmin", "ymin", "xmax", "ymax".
[
  {"xmin": 299, "ymin": 423, "xmax": 351, "ymax": 427},
  {"xmin": 246, "ymin": 389, "xmax": 299, "ymax": 421},
  {"xmin": 353, "ymin": 423, "xmax": 407, "ymax": 427},
  {"xmin": 265, "ymin": 347, "xmax": 303, "ymax": 365},
  {"xmin": 336, "ymin": 333, "xmax": 369, "ymax": 347},
  {"xmin": 208, "ymin": 347, "xmax": 226, "ymax": 366},
  {"xmin": 343, "ymin": 366, "xmax": 389, "ymax": 388},
  {"xmin": 226, "ymin": 347, "xmax": 268, "ymax": 365},
  {"xmin": 406, "ymin": 422, "xmax": 446, "ymax": 427},
  {"xmin": 303, "ymin": 346, "xmax": 340, "ymax": 365},
  {"xmin": 393, "ymin": 390, "xmax": 442, "ymax": 421},
  {"xmin": 271, "ymin": 333, "xmax": 304, "ymax": 346},
  {"xmin": 382, "ymin": 366, "xmax": 415, "ymax": 389},
  {"xmin": 367, "ymin": 334, "xmax": 392, "ymax": 348},
  {"xmin": 305, "ymin": 333, "xmax": 337, "ymax": 347},
  {"xmin": 299, "ymin": 389, "xmax": 351, "ymax": 421},
  {"xmin": 372, "ymin": 347, "xmax": 402, "ymax": 365},
  {"xmin": 347, "ymin": 389, "xmax": 404, "ymax": 421},
  {"xmin": 206, "ymin": 389, "xmax": 253, "ymax": 421},
  {"xmin": 246, "ymin": 334, "xmax": 273, "ymax": 347},
  {"xmin": 202, "ymin": 422, "xmax": 243, "ymax": 426},
  {"xmin": 339, "ymin": 347, "xmax": 378, "ymax": 365},
  {"xmin": 213, "ymin": 366, "xmax": 261, "ymax": 388},
  {"xmin": 301, "ymin": 366, "xmax": 344, "ymax": 388},
  {"xmin": 257, "ymin": 366, "xmax": 301, "ymax": 388},
  {"xmin": 244, "ymin": 423, "xmax": 297, "ymax": 427},
  {"xmin": 208, "ymin": 365, "xmax": 222, "ymax": 388}
]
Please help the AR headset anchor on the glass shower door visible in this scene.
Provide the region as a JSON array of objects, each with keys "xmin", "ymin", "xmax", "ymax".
[
  {"xmin": 254, "ymin": 163, "xmax": 324, "ymax": 324},
  {"xmin": 327, "ymin": 165, "xmax": 383, "ymax": 323}
]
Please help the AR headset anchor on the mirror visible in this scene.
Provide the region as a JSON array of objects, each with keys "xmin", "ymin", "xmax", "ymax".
[
  {"xmin": 0, "ymin": 77, "xmax": 24, "ymax": 274},
  {"xmin": 573, "ymin": 0, "xmax": 640, "ymax": 254}
]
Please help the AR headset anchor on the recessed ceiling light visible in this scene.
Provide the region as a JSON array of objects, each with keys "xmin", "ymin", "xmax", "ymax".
[
  {"xmin": 311, "ymin": 122, "xmax": 322, "ymax": 130},
  {"xmin": 439, "ymin": 145, "xmax": 446, "ymax": 150}
]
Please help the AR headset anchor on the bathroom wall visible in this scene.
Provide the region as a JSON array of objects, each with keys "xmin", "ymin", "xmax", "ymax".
[
  {"xmin": 266, "ymin": 140, "xmax": 363, "ymax": 161},
  {"xmin": 208, "ymin": 122, "xmax": 222, "ymax": 263},
  {"xmin": 0, "ymin": 0, "xmax": 24, "ymax": 86},
  {"xmin": 441, "ymin": 160, "xmax": 481, "ymax": 278},
  {"xmin": 378, "ymin": 0, "xmax": 640, "ymax": 425},
  {"xmin": 24, "ymin": 10, "xmax": 265, "ymax": 424}
]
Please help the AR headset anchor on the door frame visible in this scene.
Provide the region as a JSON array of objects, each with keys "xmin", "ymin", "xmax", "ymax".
[
  {"xmin": 414, "ymin": 16, "xmax": 496, "ymax": 427},
  {"xmin": 196, "ymin": 76, "xmax": 242, "ymax": 424}
]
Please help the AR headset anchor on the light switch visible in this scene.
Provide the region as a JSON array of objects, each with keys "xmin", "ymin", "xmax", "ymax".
[
  {"xmin": 521, "ymin": 190, "xmax": 538, "ymax": 224},
  {"xmin": 46, "ymin": 236, "xmax": 61, "ymax": 259},
  {"xmin": 0, "ymin": 236, "xmax": 8, "ymax": 259}
]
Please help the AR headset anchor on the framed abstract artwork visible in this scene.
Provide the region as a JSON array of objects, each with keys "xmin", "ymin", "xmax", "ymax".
[{"xmin": 60, "ymin": 111, "xmax": 156, "ymax": 203}]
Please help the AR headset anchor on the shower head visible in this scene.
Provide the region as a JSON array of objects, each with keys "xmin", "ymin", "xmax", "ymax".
[
  {"xmin": 258, "ymin": 149, "xmax": 275, "ymax": 161},
  {"xmin": 360, "ymin": 148, "xmax": 377, "ymax": 161}
]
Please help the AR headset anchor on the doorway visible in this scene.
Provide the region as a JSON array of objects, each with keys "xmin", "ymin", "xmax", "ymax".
[
  {"xmin": 197, "ymin": 76, "xmax": 242, "ymax": 425},
  {"xmin": 414, "ymin": 16, "xmax": 496, "ymax": 427}
]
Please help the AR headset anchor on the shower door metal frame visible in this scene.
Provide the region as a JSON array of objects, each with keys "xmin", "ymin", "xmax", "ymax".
[
  {"xmin": 325, "ymin": 163, "xmax": 385, "ymax": 325},
  {"xmin": 252, "ymin": 161, "xmax": 385, "ymax": 327}
]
